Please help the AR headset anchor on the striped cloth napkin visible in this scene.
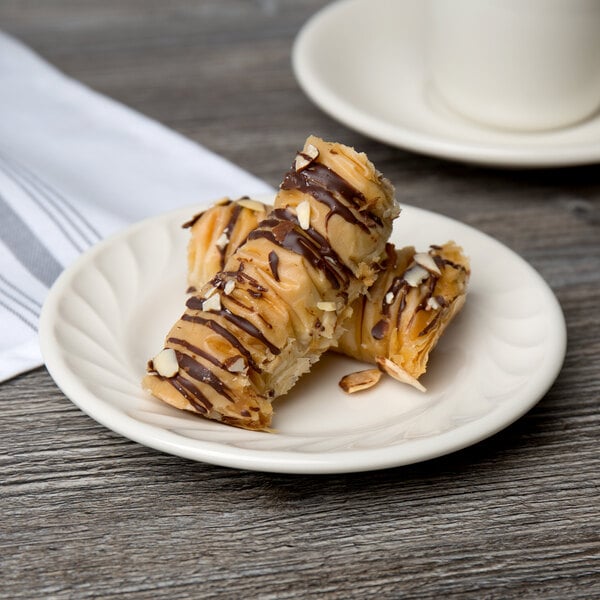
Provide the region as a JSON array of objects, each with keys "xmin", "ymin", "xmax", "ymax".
[{"xmin": 0, "ymin": 32, "xmax": 272, "ymax": 382}]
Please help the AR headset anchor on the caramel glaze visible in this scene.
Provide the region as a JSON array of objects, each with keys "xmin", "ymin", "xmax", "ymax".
[
  {"xmin": 181, "ymin": 199, "xmax": 232, "ymax": 229},
  {"xmin": 180, "ymin": 313, "xmax": 262, "ymax": 373},
  {"xmin": 170, "ymin": 376, "xmax": 212, "ymax": 414},
  {"xmin": 212, "ymin": 264, "xmax": 268, "ymax": 295},
  {"xmin": 434, "ymin": 254, "xmax": 468, "ymax": 273},
  {"xmin": 154, "ymin": 162, "xmax": 386, "ymax": 415},
  {"xmin": 209, "ymin": 265, "xmax": 273, "ymax": 331},
  {"xmin": 160, "ymin": 202, "xmax": 358, "ymax": 411},
  {"xmin": 281, "ymin": 162, "xmax": 382, "ymax": 233},
  {"xmin": 248, "ymin": 208, "xmax": 352, "ymax": 291},
  {"xmin": 371, "ymin": 276, "xmax": 408, "ymax": 340},
  {"xmin": 181, "ymin": 198, "xmax": 246, "ymax": 269},
  {"xmin": 176, "ymin": 351, "xmax": 234, "ymax": 401},
  {"xmin": 369, "ymin": 248, "xmax": 466, "ymax": 342},
  {"xmin": 186, "ymin": 296, "xmax": 280, "ymax": 356},
  {"xmin": 168, "ymin": 336, "xmax": 229, "ymax": 371}
]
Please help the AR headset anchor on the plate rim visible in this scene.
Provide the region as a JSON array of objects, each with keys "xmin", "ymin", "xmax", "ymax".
[
  {"xmin": 292, "ymin": 0, "xmax": 600, "ymax": 169},
  {"xmin": 40, "ymin": 201, "xmax": 567, "ymax": 474}
]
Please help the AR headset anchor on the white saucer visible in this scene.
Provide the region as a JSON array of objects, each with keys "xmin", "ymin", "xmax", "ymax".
[
  {"xmin": 39, "ymin": 197, "xmax": 566, "ymax": 474},
  {"xmin": 293, "ymin": 0, "xmax": 600, "ymax": 168}
]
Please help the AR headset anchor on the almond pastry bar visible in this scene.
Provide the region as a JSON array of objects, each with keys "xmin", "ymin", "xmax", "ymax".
[
  {"xmin": 142, "ymin": 136, "xmax": 398, "ymax": 430},
  {"xmin": 184, "ymin": 202, "xmax": 469, "ymax": 392},
  {"xmin": 337, "ymin": 241, "xmax": 469, "ymax": 390}
]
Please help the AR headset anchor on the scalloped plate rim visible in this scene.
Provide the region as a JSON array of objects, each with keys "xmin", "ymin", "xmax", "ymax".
[{"xmin": 39, "ymin": 200, "xmax": 567, "ymax": 474}]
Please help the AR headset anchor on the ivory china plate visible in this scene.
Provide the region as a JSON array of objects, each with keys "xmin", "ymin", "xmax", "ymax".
[
  {"xmin": 40, "ymin": 199, "xmax": 566, "ymax": 474},
  {"xmin": 293, "ymin": 0, "xmax": 600, "ymax": 168}
]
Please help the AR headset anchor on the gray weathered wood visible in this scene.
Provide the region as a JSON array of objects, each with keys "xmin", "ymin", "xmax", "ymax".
[{"xmin": 0, "ymin": 1, "xmax": 598, "ymax": 598}]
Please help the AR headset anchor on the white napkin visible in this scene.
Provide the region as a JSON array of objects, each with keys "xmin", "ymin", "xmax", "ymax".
[{"xmin": 0, "ymin": 32, "xmax": 273, "ymax": 382}]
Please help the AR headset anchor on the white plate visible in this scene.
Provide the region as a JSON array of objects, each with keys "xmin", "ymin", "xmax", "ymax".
[
  {"xmin": 40, "ymin": 198, "xmax": 566, "ymax": 474},
  {"xmin": 293, "ymin": 0, "xmax": 600, "ymax": 168}
]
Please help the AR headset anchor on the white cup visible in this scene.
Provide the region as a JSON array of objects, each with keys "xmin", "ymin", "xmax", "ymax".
[{"xmin": 427, "ymin": 0, "xmax": 600, "ymax": 131}]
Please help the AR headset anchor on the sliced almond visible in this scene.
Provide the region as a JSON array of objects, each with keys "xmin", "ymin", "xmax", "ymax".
[
  {"xmin": 403, "ymin": 265, "xmax": 430, "ymax": 288},
  {"xmin": 223, "ymin": 279, "xmax": 235, "ymax": 295},
  {"xmin": 294, "ymin": 153, "xmax": 312, "ymax": 172},
  {"xmin": 215, "ymin": 232, "xmax": 229, "ymax": 249},
  {"xmin": 153, "ymin": 348, "xmax": 179, "ymax": 378},
  {"xmin": 376, "ymin": 357, "xmax": 426, "ymax": 392},
  {"xmin": 226, "ymin": 356, "xmax": 246, "ymax": 373},
  {"xmin": 317, "ymin": 301, "xmax": 337, "ymax": 311},
  {"xmin": 339, "ymin": 368, "xmax": 382, "ymax": 394},
  {"xmin": 426, "ymin": 296, "xmax": 441, "ymax": 311},
  {"xmin": 204, "ymin": 286, "xmax": 217, "ymax": 299},
  {"xmin": 294, "ymin": 144, "xmax": 319, "ymax": 172},
  {"xmin": 304, "ymin": 143, "xmax": 319, "ymax": 160},
  {"xmin": 297, "ymin": 200, "xmax": 311, "ymax": 230},
  {"xmin": 237, "ymin": 198, "xmax": 266, "ymax": 212},
  {"xmin": 215, "ymin": 197, "xmax": 231, "ymax": 206},
  {"xmin": 414, "ymin": 252, "xmax": 442, "ymax": 275},
  {"xmin": 202, "ymin": 292, "xmax": 221, "ymax": 312}
]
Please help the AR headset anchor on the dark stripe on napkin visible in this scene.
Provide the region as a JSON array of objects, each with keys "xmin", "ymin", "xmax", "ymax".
[
  {"xmin": 0, "ymin": 298, "xmax": 36, "ymax": 331},
  {"xmin": 0, "ymin": 194, "xmax": 62, "ymax": 287},
  {"xmin": 0, "ymin": 283, "xmax": 40, "ymax": 318},
  {"xmin": 0, "ymin": 160, "xmax": 86, "ymax": 252},
  {"xmin": 0, "ymin": 152, "xmax": 101, "ymax": 246},
  {"xmin": 0, "ymin": 274, "xmax": 42, "ymax": 309}
]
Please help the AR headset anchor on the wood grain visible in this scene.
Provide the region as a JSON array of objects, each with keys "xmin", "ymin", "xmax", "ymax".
[{"xmin": 1, "ymin": 1, "xmax": 599, "ymax": 598}]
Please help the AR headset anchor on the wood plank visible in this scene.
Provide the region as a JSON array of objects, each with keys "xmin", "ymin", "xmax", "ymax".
[{"xmin": 0, "ymin": 1, "xmax": 598, "ymax": 598}]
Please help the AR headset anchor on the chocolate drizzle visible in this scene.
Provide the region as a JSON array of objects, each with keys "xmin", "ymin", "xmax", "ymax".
[
  {"xmin": 186, "ymin": 296, "xmax": 205, "ymax": 310},
  {"xmin": 435, "ymin": 295, "xmax": 448, "ymax": 308},
  {"xmin": 169, "ymin": 377, "xmax": 212, "ymax": 414},
  {"xmin": 382, "ymin": 277, "xmax": 408, "ymax": 318},
  {"xmin": 280, "ymin": 162, "xmax": 381, "ymax": 232},
  {"xmin": 371, "ymin": 319, "xmax": 389, "ymax": 340},
  {"xmin": 268, "ymin": 250, "xmax": 280, "ymax": 281},
  {"xmin": 440, "ymin": 258, "xmax": 468, "ymax": 273},
  {"xmin": 175, "ymin": 351, "xmax": 234, "ymax": 401},
  {"xmin": 206, "ymin": 267, "xmax": 273, "ymax": 330},
  {"xmin": 181, "ymin": 314, "xmax": 261, "ymax": 373},
  {"xmin": 217, "ymin": 203, "xmax": 243, "ymax": 268},
  {"xmin": 181, "ymin": 199, "xmax": 232, "ymax": 229},
  {"xmin": 211, "ymin": 264, "xmax": 267, "ymax": 295},
  {"xmin": 248, "ymin": 209, "xmax": 352, "ymax": 290},
  {"xmin": 415, "ymin": 274, "xmax": 439, "ymax": 313},
  {"xmin": 218, "ymin": 308, "xmax": 280, "ymax": 355},
  {"xmin": 419, "ymin": 311, "xmax": 443, "ymax": 337},
  {"xmin": 371, "ymin": 258, "xmax": 439, "ymax": 340},
  {"xmin": 365, "ymin": 276, "xmax": 410, "ymax": 341},
  {"xmin": 185, "ymin": 296, "xmax": 280, "ymax": 356},
  {"xmin": 168, "ymin": 337, "xmax": 226, "ymax": 371},
  {"xmin": 395, "ymin": 291, "xmax": 407, "ymax": 329}
]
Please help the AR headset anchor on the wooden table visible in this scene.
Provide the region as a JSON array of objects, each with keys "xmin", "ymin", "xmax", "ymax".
[{"xmin": 1, "ymin": 2, "xmax": 598, "ymax": 598}]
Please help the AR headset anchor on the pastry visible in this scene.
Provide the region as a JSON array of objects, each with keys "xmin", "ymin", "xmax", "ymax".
[
  {"xmin": 337, "ymin": 241, "xmax": 470, "ymax": 391},
  {"xmin": 142, "ymin": 136, "xmax": 399, "ymax": 430},
  {"xmin": 183, "ymin": 197, "xmax": 267, "ymax": 293},
  {"xmin": 184, "ymin": 202, "xmax": 469, "ymax": 392}
]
